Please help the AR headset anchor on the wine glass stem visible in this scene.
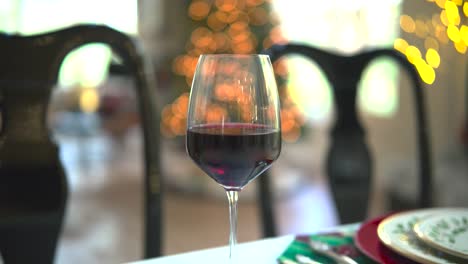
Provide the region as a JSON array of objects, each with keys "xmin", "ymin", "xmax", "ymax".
[{"xmin": 226, "ymin": 190, "xmax": 239, "ymax": 263}]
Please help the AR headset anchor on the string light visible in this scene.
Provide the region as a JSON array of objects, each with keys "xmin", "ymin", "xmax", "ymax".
[
  {"xmin": 396, "ymin": 1, "xmax": 468, "ymax": 85},
  {"xmin": 425, "ymin": 48, "xmax": 441, "ymax": 68},
  {"xmin": 400, "ymin": 15, "xmax": 416, "ymax": 33}
]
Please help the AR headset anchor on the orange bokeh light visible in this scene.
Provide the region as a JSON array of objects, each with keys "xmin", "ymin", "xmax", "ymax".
[
  {"xmin": 189, "ymin": 1, "xmax": 211, "ymax": 20},
  {"xmin": 269, "ymin": 26, "xmax": 287, "ymax": 44},
  {"xmin": 205, "ymin": 104, "xmax": 227, "ymax": 123},
  {"xmin": 215, "ymin": 0, "xmax": 237, "ymax": 12},
  {"xmin": 246, "ymin": 0, "xmax": 264, "ymax": 7},
  {"xmin": 207, "ymin": 13, "xmax": 227, "ymax": 31}
]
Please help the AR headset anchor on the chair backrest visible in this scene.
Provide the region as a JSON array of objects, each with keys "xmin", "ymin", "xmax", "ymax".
[
  {"xmin": 0, "ymin": 24, "xmax": 163, "ymax": 261},
  {"xmin": 257, "ymin": 43, "xmax": 432, "ymax": 237}
]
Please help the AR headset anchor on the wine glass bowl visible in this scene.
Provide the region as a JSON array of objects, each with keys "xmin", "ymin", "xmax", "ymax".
[
  {"xmin": 186, "ymin": 123, "xmax": 281, "ymax": 190},
  {"xmin": 186, "ymin": 54, "xmax": 281, "ymax": 262}
]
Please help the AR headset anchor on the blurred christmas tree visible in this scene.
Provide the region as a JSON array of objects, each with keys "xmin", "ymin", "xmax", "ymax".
[{"xmin": 160, "ymin": 0, "xmax": 301, "ymax": 141}]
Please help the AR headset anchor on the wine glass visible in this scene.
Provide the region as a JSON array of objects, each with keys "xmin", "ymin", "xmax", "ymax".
[{"xmin": 186, "ymin": 54, "xmax": 281, "ymax": 262}]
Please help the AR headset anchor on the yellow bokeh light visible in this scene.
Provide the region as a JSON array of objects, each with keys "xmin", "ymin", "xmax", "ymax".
[
  {"xmin": 425, "ymin": 48, "xmax": 440, "ymax": 68},
  {"xmin": 436, "ymin": 0, "xmax": 446, "ymax": 9},
  {"xmin": 425, "ymin": 19, "xmax": 435, "ymax": 34},
  {"xmin": 436, "ymin": 25, "xmax": 450, "ymax": 43},
  {"xmin": 447, "ymin": 25, "xmax": 461, "ymax": 42},
  {"xmin": 415, "ymin": 20, "xmax": 428, "ymax": 38},
  {"xmin": 400, "ymin": 15, "xmax": 416, "ymax": 33},
  {"xmin": 440, "ymin": 10, "xmax": 449, "ymax": 26},
  {"xmin": 432, "ymin": 14, "xmax": 441, "ymax": 27},
  {"xmin": 454, "ymin": 40, "xmax": 467, "ymax": 53},
  {"xmin": 445, "ymin": 0, "xmax": 460, "ymax": 25},
  {"xmin": 80, "ymin": 88, "xmax": 100, "ymax": 113},
  {"xmin": 460, "ymin": 25, "xmax": 468, "ymax": 45},
  {"xmin": 414, "ymin": 58, "xmax": 436, "ymax": 84},
  {"xmin": 452, "ymin": 0, "xmax": 462, "ymax": 6},
  {"xmin": 405, "ymin": 45, "xmax": 422, "ymax": 64},
  {"xmin": 464, "ymin": 2, "xmax": 468, "ymax": 17},
  {"xmin": 394, "ymin": 38, "xmax": 409, "ymax": 53},
  {"xmin": 424, "ymin": 37, "xmax": 439, "ymax": 51}
]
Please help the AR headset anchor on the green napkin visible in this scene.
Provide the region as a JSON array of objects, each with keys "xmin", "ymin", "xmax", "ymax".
[{"xmin": 277, "ymin": 231, "xmax": 377, "ymax": 264}]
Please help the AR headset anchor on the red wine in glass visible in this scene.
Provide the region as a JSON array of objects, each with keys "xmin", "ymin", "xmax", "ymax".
[{"xmin": 187, "ymin": 123, "xmax": 281, "ymax": 190}]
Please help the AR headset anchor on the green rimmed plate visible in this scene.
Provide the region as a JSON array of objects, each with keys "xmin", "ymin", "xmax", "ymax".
[
  {"xmin": 414, "ymin": 209, "xmax": 468, "ymax": 260},
  {"xmin": 377, "ymin": 208, "xmax": 462, "ymax": 264}
]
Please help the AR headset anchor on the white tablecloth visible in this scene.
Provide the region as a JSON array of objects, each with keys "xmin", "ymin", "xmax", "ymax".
[{"xmin": 127, "ymin": 235, "xmax": 295, "ymax": 264}]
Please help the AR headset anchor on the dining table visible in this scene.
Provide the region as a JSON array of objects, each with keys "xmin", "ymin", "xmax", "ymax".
[
  {"xmin": 125, "ymin": 207, "xmax": 468, "ymax": 264},
  {"xmin": 128, "ymin": 235, "xmax": 295, "ymax": 264},
  {"xmin": 127, "ymin": 224, "xmax": 359, "ymax": 264}
]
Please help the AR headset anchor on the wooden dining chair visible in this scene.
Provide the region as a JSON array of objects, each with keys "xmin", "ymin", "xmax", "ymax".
[
  {"xmin": 0, "ymin": 24, "xmax": 163, "ymax": 263},
  {"xmin": 258, "ymin": 43, "xmax": 433, "ymax": 237}
]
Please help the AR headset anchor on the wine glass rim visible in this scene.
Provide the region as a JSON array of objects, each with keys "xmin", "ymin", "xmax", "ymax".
[{"xmin": 199, "ymin": 53, "xmax": 270, "ymax": 59}]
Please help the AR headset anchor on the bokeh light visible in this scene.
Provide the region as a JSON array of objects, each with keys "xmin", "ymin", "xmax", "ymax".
[
  {"xmin": 189, "ymin": 1, "xmax": 211, "ymax": 21},
  {"xmin": 460, "ymin": 25, "xmax": 468, "ymax": 45},
  {"xmin": 79, "ymin": 88, "xmax": 100, "ymax": 113},
  {"xmin": 440, "ymin": 10, "xmax": 449, "ymax": 26},
  {"xmin": 414, "ymin": 58, "xmax": 436, "ymax": 84},
  {"xmin": 447, "ymin": 24, "xmax": 461, "ymax": 42},
  {"xmin": 424, "ymin": 37, "xmax": 439, "ymax": 50},
  {"xmin": 435, "ymin": 0, "xmax": 446, "ymax": 9},
  {"xmin": 400, "ymin": 15, "xmax": 416, "ymax": 33},
  {"xmin": 405, "ymin": 45, "xmax": 422, "ymax": 64},
  {"xmin": 394, "ymin": 38, "xmax": 409, "ymax": 53},
  {"xmin": 454, "ymin": 39, "xmax": 467, "ymax": 53},
  {"xmin": 166, "ymin": 0, "xmax": 282, "ymax": 138},
  {"xmin": 396, "ymin": 0, "xmax": 468, "ymax": 84},
  {"xmin": 425, "ymin": 48, "xmax": 440, "ymax": 68},
  {"xmin": 415, "ymin": 20, "xmax": 428, "ymax": 38},
  {"xmin": 445, "ymin": 1, "xmax": 460, "ymax": 25}
]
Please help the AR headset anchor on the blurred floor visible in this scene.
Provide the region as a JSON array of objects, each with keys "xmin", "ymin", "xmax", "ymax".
[{"xmin": 52, "ymin": 127, "xmax": 338, "ymax": 264}]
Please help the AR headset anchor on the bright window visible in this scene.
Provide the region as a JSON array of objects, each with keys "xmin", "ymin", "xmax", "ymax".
[
  {"xmin": 273, "ymin": 0, "xmax": 403, "ymax": 120},
  {"xmin": 0, "ymin": 0, "xmax": 137, "ymax": 88}
]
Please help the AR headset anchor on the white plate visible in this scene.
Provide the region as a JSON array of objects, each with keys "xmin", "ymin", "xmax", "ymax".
[
  {"xmin": 414, "ymin": 209, "xmax": 468, "ymax": 259},
  {"xmin": 377, "ymin": 208, "xmax": 461, "ymax": 264}
]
